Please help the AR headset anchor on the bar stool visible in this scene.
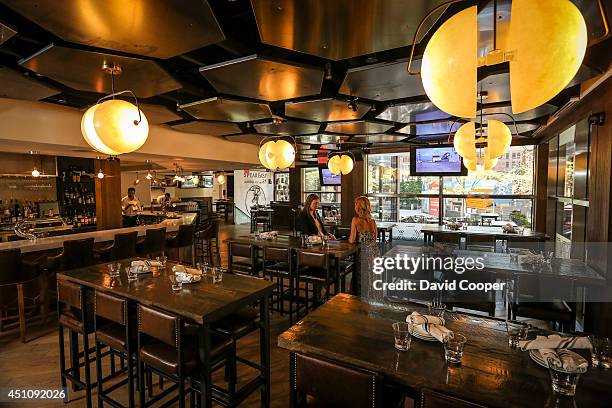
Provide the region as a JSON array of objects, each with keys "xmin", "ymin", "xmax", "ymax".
[
  {"xmin": 57, "ymin": 280, "xmax": 94, "ymax": 407},
  {"xmin": 262, "ymin": 246, "xmax": 292, "ymax": 317},
  {"xmin": 290, "ymin": 352, "xmax": 405, "ymax": 408},
  {"xmin": 112, "ymin": 232, "xmax": 139, "ymax": 261},
  {"xmin": 195, "ymin": 219, "xmax": 221, "ymax": 266},
  {"xmin": 166, "ymin": 225, "xmax": 196, "ymax": 266},
  {"xmin": 94, "ymin": 291, "xmax": 137, "ymax": 408},
  {"xmin": 228, "ymin": 242, "xmax": 262, "ymax": 277},
  {"xmin": 137, "ymin": 305, "xmax": 234, "ymax": 408},
  {"xmin": 296, "ymin": 251, "xmax": 332, "ymax": 311},
  {"xmin": 137, "ymin": 227, "xmax": 166, "ymax": 259}
]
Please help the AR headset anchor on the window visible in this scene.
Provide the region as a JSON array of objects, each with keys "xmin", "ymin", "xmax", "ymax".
[
  {"xmin": 365, "ymin": 146, "xmax": 536, "ymax": 228},
  {"xmin": 302, "ymin": 168, "xmax": 341, "ymax": 206}
]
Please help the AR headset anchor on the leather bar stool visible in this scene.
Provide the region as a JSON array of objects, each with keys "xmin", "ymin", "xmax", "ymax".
[
  {"xmin": 290, "ymin": 352, "xmax": 405, "ymax": 408},
  {"xmin": 228, "ymin": 242, "xmax": 262, "ymax": 277},
  {"xmin": 137, "ymin": 305, "xmax": 234, "ymax": 408},
  {"xmin": 445, "ymin": 269, "xmax": 497, "ymax": 316},
  {"xmin": 137, "ymin": 227, "xmax": 166, "ymax": 259},
  {"xmin": 112, "ymin": 231, "xmax": 139, "ymax": 261},
  {"xmin": 57, "ymin": 280, "xmax": 95, "ymax": 407},
  {"xmin": 296, "ymin": 251, "xmax": 333, "ymax": 311},
  {"xmin": 195, "ymin": 219, "xmax": 221, "ymax": 267},
  {"xmin": 165, "ymin": 224, "xmax": 196, "ymax": 266},
  {"xmin": 262, "ymin": 246, "xmax": 293, "ymax": 318},
  {"xmin": 94, "ymin": 291, "xmax": 137, "ymax": 408}
]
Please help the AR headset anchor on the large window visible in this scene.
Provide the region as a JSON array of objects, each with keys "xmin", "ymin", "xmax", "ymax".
[
  {"xmin": 366, "ymin": 146, "xmax": 535, "ymax": 227},
  {"xmin": 302, "ymin": 168, "xmax": 341, "ymax": 206}
]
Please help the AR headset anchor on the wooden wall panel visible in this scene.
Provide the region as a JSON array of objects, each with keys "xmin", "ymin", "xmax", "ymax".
[
  {"xmin": 534, "ymin": 144, "xmax": 548, "ymax": 233},
  {"xmin": 95, "ymin": 158, "xmax": 122, "ymax": 230},
  {"xmin": 341, "ymin": 159, "xmax": 364, "ymax": 226}
]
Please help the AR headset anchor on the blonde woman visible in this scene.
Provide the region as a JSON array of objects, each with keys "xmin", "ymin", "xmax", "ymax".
[{"xmin": 349, "ymin": 196, "xmax": 382, "ymax": 303}]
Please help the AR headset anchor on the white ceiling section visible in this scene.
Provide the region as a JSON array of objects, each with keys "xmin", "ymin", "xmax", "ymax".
[{"xmin": 0, "ymin": 98, "xmax": 260, "ymax": 171}]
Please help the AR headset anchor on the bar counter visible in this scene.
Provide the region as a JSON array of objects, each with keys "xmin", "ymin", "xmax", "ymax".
[{"xmin": 0, "ymin": 213, "xmax": 196, "ymax": 253}]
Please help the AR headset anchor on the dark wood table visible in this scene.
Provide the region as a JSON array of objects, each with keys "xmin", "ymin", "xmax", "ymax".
[
  {"xmin": 377, "ymin": 222, "xmax": 396, "ymax": 243},
  {"xmin": 57, "ymin": 259, "xmax": 275, "ymax": 408},
  {"xmin": 421, "ymin": 224, "xmax": 548, "ymax": 245},
  {"xmin": 279, "ymin": 294, "xmax": 612, "ymax": 407}
]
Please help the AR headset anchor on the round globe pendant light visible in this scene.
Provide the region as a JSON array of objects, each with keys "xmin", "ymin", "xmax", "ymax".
[
  {"xmin": 327, "ymin": 152, "xmax": 355, "ymax": 176},
  {"xmin": 215, "ymin": 172, "xmax": 226, "ymax": 185},
  {"xmin": 258, "ymin": 137, "xmax": 295, "ymax": 170}
]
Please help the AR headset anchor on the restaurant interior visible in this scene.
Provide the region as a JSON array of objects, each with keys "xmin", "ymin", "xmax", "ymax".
[{"xmin": 0, "ymin": 0, "xmax": 611, "ymax": 407}]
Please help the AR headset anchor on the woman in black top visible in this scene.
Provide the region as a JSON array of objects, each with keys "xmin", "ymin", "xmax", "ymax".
[{"xmin": 298, "ymin": 194, "xmax": 335, "ymax": 238}]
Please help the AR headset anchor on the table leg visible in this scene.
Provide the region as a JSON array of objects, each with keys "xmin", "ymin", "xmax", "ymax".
[
  {"xmin": 389, "ymin": 229, "xmax": 393, "ymax": 242},
  {"xmin": 199, "ymin": 323, "xmax": 212, "ymax": 408},
  {"xmin": 260, "ymin": 294, "xmax": 271, "ymax": 408}
]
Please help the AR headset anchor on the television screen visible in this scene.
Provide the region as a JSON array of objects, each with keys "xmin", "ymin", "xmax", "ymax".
[
  {"xmin": 202, "ymin": 175, "xmax": 214, "ymax": 188},
  {"xmin": 319, "ymin": 168, "xmax": 341, "ymax": 186},
  {"xmin": 411, "ymin": 146, "xmax": 466, "ymax": 176}
]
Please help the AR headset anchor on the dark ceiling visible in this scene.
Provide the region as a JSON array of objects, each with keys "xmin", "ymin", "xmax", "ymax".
[{"xmin": 0, "ymin": 0, "xmax": 610, "ymax": 165}]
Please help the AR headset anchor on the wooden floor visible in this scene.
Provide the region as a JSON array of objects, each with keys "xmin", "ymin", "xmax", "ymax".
[{"xmin": 0, "ymin": 222, "xmax": 293, "ymax": 407}]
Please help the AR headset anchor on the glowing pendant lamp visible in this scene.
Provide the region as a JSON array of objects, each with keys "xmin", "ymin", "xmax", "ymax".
[
  {"xmin": 82, "ymin": 92, "xmax": 149, "ymax": 156},
  {"xmin": 453, "ymin": 122, "xmax": 477, "ymax": 161},
  {"xmin": 327, "ymin": 152, "xmax": 354, "ymax": 175},
  {"xmin": 421, "ymin": 6, "xmax": 478, "ymax": 118},
  {"xmin": 215, "ymin": 172, "xmax": 226, "ymax": 185},
  {"xmin": 486, "ymin": 120, "xmax": 512, "ymax": 159},
  {"xmin": 508, "ymin": 0, "xmax": 587, "ymax": 114},
  {"xmin": 258, "ymin": 137, "xmax": 295, "ymax": 170}
]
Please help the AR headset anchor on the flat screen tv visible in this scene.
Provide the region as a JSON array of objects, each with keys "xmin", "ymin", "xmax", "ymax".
[
  {"xmin": 202, "ymin": 175, "xmax": 214, "ymax": 188},
  {"xmin": 410, "ymin": 145, "xmax": 467, "ymax": 176},
  {"xmin": 319, "ymin": 168, "xmax": 341, "ymax": 186}
]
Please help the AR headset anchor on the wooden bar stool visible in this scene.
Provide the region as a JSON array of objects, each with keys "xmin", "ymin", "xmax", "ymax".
[
  {"xmin": 166, "ymin": 225, "xmax": 196, "ymax": 266},
  {"xmin": 57, "ymin": 280, "xmax": 94, "ymax": 407},
  {"xmin": 94, "ymin": 291, "xmax": 137, "ymax": 408},
  {"xmin": 112, "ymin": 232, "xmax": 139, "ymax": 261},
  {"xmin": 137, "ymin": 227, "xmax": 166, "ymax": 259}
]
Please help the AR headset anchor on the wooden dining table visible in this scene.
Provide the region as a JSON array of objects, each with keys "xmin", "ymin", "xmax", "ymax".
[
  {"xmin": 421, "ymin": 224, "xmax": 549, "ymax": 245},
  {"xmin": 57, "ymin": 259, "xmax": 275, "ymax": 408},
  {"xmin": 279, "ymin": 294, "xmax": 612, "ymax": 407}
]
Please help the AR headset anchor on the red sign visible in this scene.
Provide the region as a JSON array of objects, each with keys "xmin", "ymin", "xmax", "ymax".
[{"xmin": 429, "ymin": 198, "xmax": 439, "ymax": 216}]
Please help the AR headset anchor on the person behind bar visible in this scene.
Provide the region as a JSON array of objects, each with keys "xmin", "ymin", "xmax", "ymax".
[
  {"xmin": 121, "ymin": 187, "xmax": 141, "ymax": 227},
  {"xmin": 298, "ymin": 193, "xmax": 335, "ymax": 239}
]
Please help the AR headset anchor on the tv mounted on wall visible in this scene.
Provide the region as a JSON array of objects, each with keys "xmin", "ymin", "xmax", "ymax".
[
  {"xmin": 410, "ymin": 145, "xmax": 467, "ymax": 176},
  {"xmin": 319, "ymin": 168, "xmax": 341, "ymax": 186}
]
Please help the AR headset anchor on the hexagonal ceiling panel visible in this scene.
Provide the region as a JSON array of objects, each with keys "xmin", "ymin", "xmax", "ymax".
[
  {"xmin": 200, "ymin": 55, "xmax": 324, "ymax": 101},
  {"xmin": 325, "ymin": 121, "xmax": 393, "ymax": 134},
  {"xmin": 376, "ymin": 101, "xmax": 451, "ymax": 123},
  {"xmin": 254, "ymin": 121, "xmax": 320, "ymax": 135},
  {"xmin": 0, "ymin": 67, "xmax": 59, "ymax": 101},
  {"xmin": 20, "ymin": 45, "xmax": 181, "ymax": 98},
  {"xmin": 179, "ymin": 97, "xmax": 272, "ymax": 122},
  {"xmin": 140, "ymin": 104, "xmax": 182, "ymax": 125},
  {"xmin": 172, "ymin": 121, "xmax": 242, "ymax": 136},
  {"xmin": 339, "ymin": 59, "xmax": 425, "ymax": 101},
  {"xmin": 251, "ymin": 0, "xmax": 449, "ymax": 60},
  {"xmin": 296, "ymin": 134, "xmax": 350, "ymax": 144},
  {"xmin": 2, "ymin": 0, "xmax": 224, "ymax": 58},
  {"xmin": 398, "ymin": 121, "xmax": 461, "ymax": 136},
  {"xmin": 285, "ymin": 98, "xmax": 371, "ymax": 122},
  {"xmin": 225, "ymin": 134, "xmax": 265, "ymax": 145},
  {"xmin": 351, "ymin": 134, "xmax": 407, "ymax": 143}
]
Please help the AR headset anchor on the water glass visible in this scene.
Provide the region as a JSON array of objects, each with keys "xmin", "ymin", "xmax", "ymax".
[
  {"xmin": 169, "ymin": 275, "xmax": 182, "ymax": 292},
  {"xmin": 590, "ymin": 335, "xmax": 612, "ymax": 369},
  {"xmin": 200, "ymin": 262, "xmax": 210, "ymax": 276},
  {"xmin": 126, "ymin": 266, "xmax": 138, "ymax": 282},
  {"xmin": 444, "ymin": 333, "xmax": 467, "ymax": 364},
  {"xmin": 547, "ymin": 357, "xmax": 587, "ymax": 396},
  {"xmin": 392, "ymin": 322, "xmax": 412, "ymax": 351},
  {"xmin": 107, "ymin": 263, "xmax": 120, "ymax": 278},
  {"xmin": 428, "ymin": 302, "xmax": 446, "ymax": 318},
  {"xmin": 160, "ymin": 255, "xmax": 168, "ymax": 268},
  {"xmin": 212, "ymin": 267, "xmax": 223, "ymax": 284},
  {"xmin": 506, "ymin": 321, "xmax": 529, "ymax": 349}
]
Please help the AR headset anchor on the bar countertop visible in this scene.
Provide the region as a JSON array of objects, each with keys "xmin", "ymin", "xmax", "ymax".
[{"xmin": 0, "ymin": 216, "xmax": 192, "ymax": 253}]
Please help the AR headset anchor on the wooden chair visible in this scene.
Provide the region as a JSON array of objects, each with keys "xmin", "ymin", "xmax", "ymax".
[{"xmin": 465, "ymin": 234, "xmax": 496, "ymax": 252}]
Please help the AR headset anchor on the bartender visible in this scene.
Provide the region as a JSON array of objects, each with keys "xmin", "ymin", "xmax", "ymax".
[
  {"xmin": 121, "ymin": 187, "xmax": 141, "ymax": 227},
  {"xmin": 161, "ymin": 192, "xmax": 173, "ymax": 211}
]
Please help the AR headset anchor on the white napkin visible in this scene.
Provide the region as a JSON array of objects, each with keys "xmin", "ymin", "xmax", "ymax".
[
  {"xmin": 414, "ymin": 323, "xmax": 453, "ymax": 343},
  {"xmin": 259, "ymin": 231, "xmax": 278, "ymax": 240},
  {"xmin": 407, "ymin": 311, "xmax": 445, "ymax": 326},
  {"xmin": 540, "ymin": 348, "xmax": 589, "ymax": 372},
  {"xmin": 147, "ymin": 260, "xmax": 163, "ymax": 267},
  {"xmin": 131, "ymin": 260, "xmax": 147, "ymax": 267},
  {"xmin": 519, "ymin": 334, "xmax": 592, "ymax": 351}
]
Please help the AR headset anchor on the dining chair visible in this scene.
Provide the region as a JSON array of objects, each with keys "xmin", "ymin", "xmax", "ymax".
[
  {"xmin": 137, "ymin": 304, "xmax": 234, "ymax": 408},
  {"xmin": 137, "ymin": 227, "xmax": 166, "ymax": 259},
  {"xmin": 290, "ymin": 352, "xmax": 405, "ymax": 408},
  {"xmin": 166, "ymin": 224, "xmax": 196, "ymax": 266},
  {"xmin": 296, "ymin": 250, "xmax": 332, "ymax": 311},
  {"xmin": 228, "ymin": 242, "xmax": 262, "ymax": 277},
  {"xmin": 444, "ymin": 269, "xmax": 497, "ymax": 316},
  {"xmin": 262, "ymin": 246, "xmax": 293, "ymax": 317},
  {"xmin": 465, "ymin": 234, "xmax": 497, "ymax": 252},
  {"xmin": 94, "ymin": 290, "xmax": 137, "ymax": 408},
  {"xmin": 112, "ymin": 231, "xmax": 139, "ymax": 261}
]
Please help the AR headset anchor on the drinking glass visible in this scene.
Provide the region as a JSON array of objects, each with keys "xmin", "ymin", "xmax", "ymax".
[
  {"xmin": 547, "ymin": 357, "xmax": 587, "ymax": 396},
  {"xmin": 428, "ymin": 302, "xmax": 446, "ymax": 318},
  {"xmin": 107, "ymin": 263, "xmax": 120, "ymax": 278},
  {"xmin": 505, "ymin": 321, "xmax": 529, "ymax": 349},
  {"xmin": 590, "ymin": 335, "xmax": 612, "ymax": 369},
  {"xmin": 201, "ymin": 262, "xmax": 210, "ymax": 276},
  {"xmin": 126, "ymin": 266, "xmax": 138, "ymax": 282},
  {"xmin": 169, "ymin": 275, "xmax": 182, "ymax": 292},
  {"xmin": 392, "ymin": 322, "xmax": 412, "ymax": 351},
  {"xmin": 444, "ymin": 333, "xmax": 467, "ymax": 364},
  {"xmin": 160, "ymin": 255, "xmax": 168, "ymax": 268},
  {"xmin": 212, "ymin": 267, "xmax": 223, "ymax": 284}
]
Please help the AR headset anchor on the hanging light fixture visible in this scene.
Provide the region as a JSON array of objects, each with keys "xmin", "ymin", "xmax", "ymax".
[
  {"xmin": 97, "ymin": 169, "xmax": 105, "ymax": 179},
  {"xmin": 258, "ymin": 136, "xmax": 296, "ymax": 170},
  {"xmin": 81, "ymin": 63, "xmax": 149, "ymax": 156},
  {"xmin": 327, "ymin": 151, "xmax": 355, "ymax": 175},
  {"xmin": 145, "ymin": 160, "xmax": 153, "ymax": 180},
  {"xmin": 29, "ymin": 151, "xmax": 41, "ymax": 177},
  {"xmin": 407, "ymin": 0, "xmax": 588, "ymax": 117},
  {"xmin": 215, "ymin": 172, "xmax": 226, "ymax": 185},
  {"xmin": 134, "ymin": 172, "xmax": 141, "ymax": 185}
]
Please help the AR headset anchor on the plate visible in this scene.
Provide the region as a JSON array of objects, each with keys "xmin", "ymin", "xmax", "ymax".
[
  {"xmin": 529, "ymin": 349, "xmax": 584, "ymax": 369},
  {"xmin": 408, "ymin": 325, "xmax": 437, "ymax": 342}
]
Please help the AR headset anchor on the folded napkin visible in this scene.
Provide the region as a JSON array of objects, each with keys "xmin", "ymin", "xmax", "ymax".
[
  {"xmin": 147, "ymin": 260, "xmax": 163, "ymax": 267},
  {"xmin": 407, "ymin": 311, "xmax": 445, "ymax": 326},
  {"xmin": 415, "ymin": 323, "xmax": 454, "ymax": 343},
  {"xmin": 172, "ymin": 265, "xmax": 201, "ymax": 276},
  {"xmin": 259, "ymin": 231, "xmax": 278, "ymax": 240},
  {"xmin": 519, "ymin": 334, "xmax": 592, "ymax": 351},
  {"xmin": 540, "ymin": 348, "xmax": 589, "ymax": 372},
  {"xmin": 131, "ymin": 260, "xmax": 147, "ymax": 267}
]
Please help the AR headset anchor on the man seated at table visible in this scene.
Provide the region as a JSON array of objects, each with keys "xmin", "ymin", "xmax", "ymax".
[{"xmin": 298, "ymin": 194, "xmax": 335, "ymax": 239}]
